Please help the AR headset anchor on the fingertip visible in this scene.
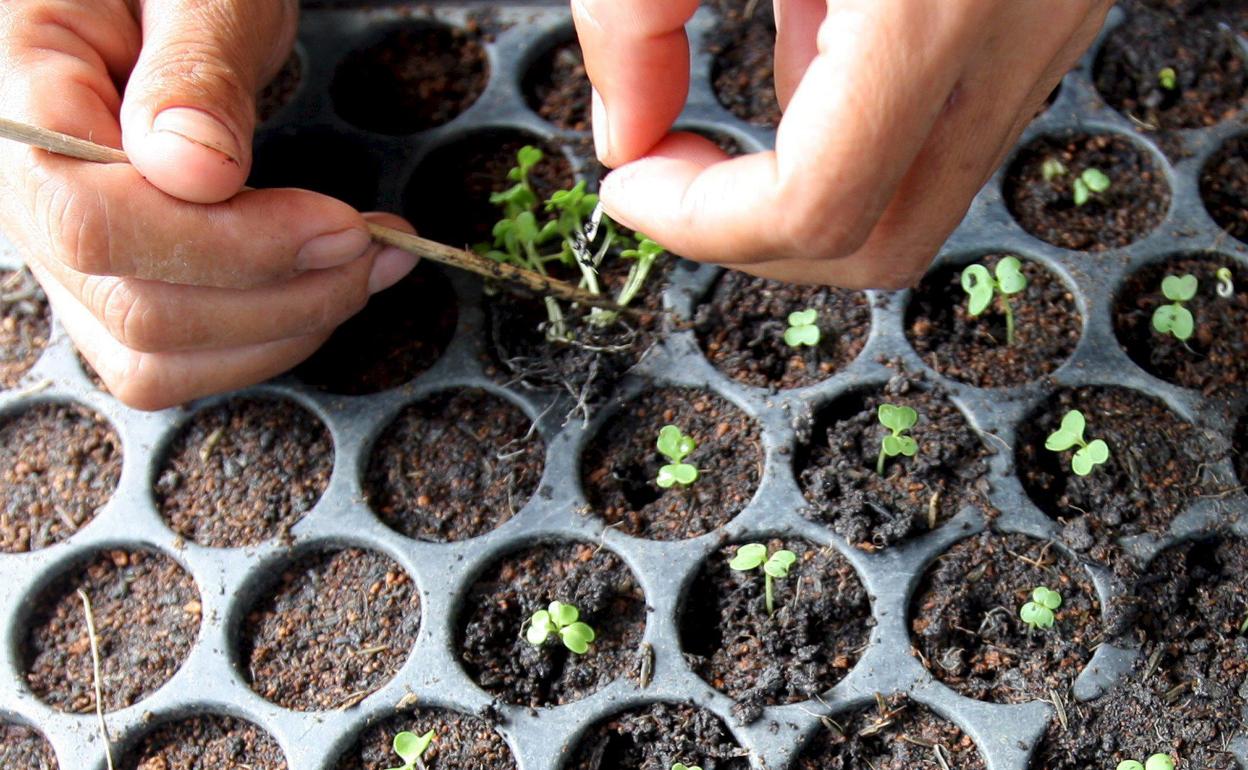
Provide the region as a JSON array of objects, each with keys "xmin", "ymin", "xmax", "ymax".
[{"xmin": 125, "ymin": 107, "xmax": 249, "ymax": 204}]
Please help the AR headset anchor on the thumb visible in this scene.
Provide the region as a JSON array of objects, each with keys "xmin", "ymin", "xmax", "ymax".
[{"xmin": 120, "ymin": 0, "xmax": 297, "ymax": 204}]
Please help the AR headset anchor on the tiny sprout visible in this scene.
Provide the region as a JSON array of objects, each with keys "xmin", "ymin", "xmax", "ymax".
[
  {"xmin": 876, "ymin": 403, "xmax": 919, "ymax": 477},
  {"xmin": 1151, "ymin": 274, "xmax": 1198, "ymax": 341},
  {"xmin": 961, "ymin": 256, "xmax": 1028, "ymax": 345},
  {"xmin": 1045, "ymin": 409, "xmax": 1110, "ymax": 477},
  {"xmin": 1072, "ymin": 168, "xmax": 1111, "ymax": 207},
  {"xmin": 1041, "ymin": 158, "xmax": 1068, "ymax": 182},
  {"xmin": 1216, "ymin": 267, "xmax": 1234, "ymax": 298},
  {"xmin": 784, "ymin": 308, "xmax": 821, "ymax": 347},
  {"xmin": 1117, "ymin": 754, "xmax": 1175, "ymax": 770},
  {"xmin": 526, "ymin": 600, "xmax": 597, "ymax": 654},
  {"xmin": 656, "ymin": 425, "xmax": 699, "ymax": 488},
  {"xmin": 1019, "ymin": 586, "xmax": 1063, "ymax": 630},
  {"xmin": 1158, "ymin": 66, "xmax": 1178, "ymax": 91},
  {"xmin": 729, "ymin": 543, "xmax": 797, "ymax": 617},
  {"xmin": 1239, "ymin": 612, "xmax": 1248, "ymax": 635},
  {"xmin": 387, "ymin": 730, "xmax": 435, "ymax": 770},
  {"xmin": 672, "ymin": 764, "xmax": 703, "ymax": 770}
]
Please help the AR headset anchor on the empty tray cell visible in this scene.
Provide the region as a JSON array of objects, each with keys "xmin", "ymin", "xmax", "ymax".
[
  {"xmin": 564, "ymin": 702, "xmax": 749, "ymax": 770},
  {"xmin": 0, "ymin": 267, "xmax": 49, "ymax": 389},
  {"xmin": 523, "ymin": 31, "xmax": 589, "ymax": 132},
  {"xmin": 0, "ymin": 720, "xmax": 58, "ymax": 769},
  {"xmin": 1199, "ymin": 132, "xmax": 1248, "ymax": 244},
  {"xmin": 795, "ymin": 695, "xmax": 986, "ymax": 770},
  {"xmin": 706, "ymin": 0, "xmax": 780, "ymax": 127},
  {"xmin": 120, "ymin": 713, "xmax": 287, "ymax": 770}
]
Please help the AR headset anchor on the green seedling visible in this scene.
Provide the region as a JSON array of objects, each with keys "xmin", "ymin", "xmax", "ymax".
[
  {"xmin": 1045, "ymin": 409, "xmax": 1110, "ymax": 476},
  {"xmin": 672, "ymin": 764, "xmax": 703, "ymax": 770},
  {"xmin": 656, "ymin": 425, "xmax": 699, "ymax": 488},
  {"xmin": 1151, "ymin": 274, "xmax": 1197, "ymax": 341},
  {"xmin": 1217, "ymin": 267, "xmax": 1234, "ymax": 298},
  {"xmin": 386, "ymin": 730, "xmax": 435, "ymax": 770},
  {"xmin": 784, "ymin": 308, "xmax": 821, "ymax": 347},
  {"xmin": 526, "ymin": 600, "xmax": 596, "ymax": 654},
  {"xmin": 1019, "ymin": 586, "xmax": 1062, "ymax": 630},
  {"xmin": 876, "ymin": 403, "xmax": 918, "ymax": 477},
  {"xmin": 961, "ymin": 256, "xmax": 1028, "ymax": 344},
  {"xmin": 1158, "ymin": 66, "xmax": 1178, "ymax": 91},
  {"xmin": 1041, "ymin": 158, "xmax": 1068, "ymax": 182},
  {"xmin": 1073, "ymin": 167, "xmax": 1111, "ymax": 206},
  {"xmin": 1117, "ymin": 754, "xmax": 1175, "ymax": 770},
  {"xmin": 729, "ymin": 543, "xmax": 797, "ymax": 617}
]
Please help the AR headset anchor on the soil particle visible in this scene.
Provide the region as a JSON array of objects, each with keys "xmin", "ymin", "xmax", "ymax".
[
  {"xmin": 121, "ymin": 714, "xmax": 286, "ymax": 770},
  {"xmin": 256, "ymin": 50, "xmax": 302, "ymax": 124},
  {"xmin": 155, "ymin": 397, "xmax": 333, "ymax": 547},
  {"xmin": 523, "ymin": 37, "xmax": 589, "ymax": 131},
  {"xmin": 0, "ymin": 403, "xmax": 122, "ymax": 553},
  {"xmin": 458, "ymin": 541, "xmax": 645, "ymax": 707},
  {"xmin": 334, "ymin": 708, "xmax": 516, "ymax": 770},
  {"xmin": 565, "ymin": 702, "xmax": 750, "ymax": 770},
  {"xmin": 0, "ymin": 268, "xmax": 50, "ymax": 388},
  {"xmin": 25, "ymin": 549, "xmax": 200, "ymax": 712},
  {"xmin": 1200, "ymin": 133, "xmax": 1248, "ymax": 243},
  {"xmin": 241, "ymin": 548, "xmax": 419, "ymax": 711},
  {"xmin": 0, "ymin": 722, "xmax": 57, "ymax": 769},
  {"xmin": 706, "ymin": 1, "xmax": 780, "ymax": 127}
]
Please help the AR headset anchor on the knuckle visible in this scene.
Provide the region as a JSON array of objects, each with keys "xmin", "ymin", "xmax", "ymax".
[
  {"xmin": 89, "ymin": 278, "xmax": 165, "ymax": 352},
  {"xmin": 144, "ymin": 39, "xmax": 255, "ymax": 117},
  {"xmin": 105, "ymin": 354, "xmax": 172, "ymax": 412},
  {"xmin": 30, "ymin": 170, "xmax": 115, "ymax": 275}
]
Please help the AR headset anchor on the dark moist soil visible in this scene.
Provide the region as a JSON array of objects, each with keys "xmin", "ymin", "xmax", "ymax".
[
  {"xmin": 459, "ymin": 541, "xmax": 645, "ymax": 707},
  {"xmin": 364, "ymin": 388, "xmax": 545, "ymax": 541},
  {"xmin": 797, "ymin": 377, "xmax": 993, "ymax": 551},
  {"xmin": 1004, "ymin": 133, "xmax": 1170, "ymax": 251},
  {"xmin": 680, "ymin": 537, "xmax": 873, "ymax": 723},
  {"xmin": 0, "ymin": 268, "xmax": 49, "ymax": 388},
  {"xmin": 794, "ymin": 694, "xmax": 986, "ymax": 770},
  {"xmin": 906, "ymin": 256, "xmax": 1081, "ymax": 388},
  {"xmin": 155, "ymin": 397, "xmax": 333, "ymax": 547},
  {"xmin": 0, "ymin": 403, "xmax": 122, "ymax": 553},
  {"xmin": 1200, "ymin": 134, "xmax": 1248, "ymax": 243},
  {"xmin": 694, "ymin": 270, "xmax": 871, "ymax": 390},
  {"xmin": 565, "ymin": 702, "xmax": 750, "ymax": 770},
  {"xmin": 910, "ymin": 532, "xmax": 1104, "ymax": 704},
  {"xmin": 1237, "ymin": 412, "xmax": 1248, "ymax": 487},
  {"xmin": 1114, "ymin": 256, "xmax": 1248, "ymax": 396},
  {"xmin": 330, "ymin": 22, "xmax": 487, "ymax": 134},
  {"xmin": 523, "ymin": 37, "xmax": 589, "ymax": 131},
  {"xmin": 581, "ymin": 387, "xmax": 763, "ymax": 540},
  {"xmin": 25, "ymin": 549, "xmax": 200, "ymax": 713},
  {"xmin": 707, "ymin": 1, "xmax": 780, "ymax": 127},
  {"xmin": 335, "ymin": 708, "xmax": 515, "ymax": 770},
  {"xmin": 256, "ymin": 51, "xmax": 302, "ymax": 124},
  {"xmin": 241, "ymin": 548, "xmax": 419, "ymax": 711},
  {"xmin": 0, "ymin": 722, "xmax": 57, "ymax": 769},
  {"xmin": 121, "ymin": 715, "xmax": 286, "ymax": 770},
  {"xmin": 294, "ymin": 263, "xmax": 457, "ymax": 395}
]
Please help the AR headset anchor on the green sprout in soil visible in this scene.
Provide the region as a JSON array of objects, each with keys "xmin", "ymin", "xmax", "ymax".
[
  {"xmin": 525, "ymin": 600, "xmax": 596, "ymax": 654},
  {"xmin": 1151, "ymin": 274, "xmax": 1197, "ymax": 342},
  {"xmin": 1041, "ymin": 158, "xmax": 1068, "ymax": 182},
  {"xmin": 387, "ymin": 730, "xmax": 435, "ymax": 770},
  {"xmin": 1239, "ymin": 611, "xmax": 1248, "ymax": 635},
  {"xmin": 729, "ymin": 543, "xmax": 797, "ymax": 617},
  {"xmin": 672, "ymin": 764, "xmax": 702, "ymax": 770},
  {"xmin": 1072, "ymin": 168, "xmax": 1111, "ymax": 207},
  {"xmin": 784, "ymin": 308, "xmax": 821, "ymax": 347},
  {"xmin": 1045, "ymin": 409, "xmax": 1110, "ymax": 477},
  {"xmin": 1217, "ymin": 267, "xmax": 1234, "ymax": 298},
  {"xmin": 961, "ymin": 256, "xmax": 1028, "ymax": 345},
  {"xmin": 876, "ymin": 403, "xmax": 919, "ymax": 476},
  {"xmin": 1019, "ymin": 586, "xmax": 1062, "ymax": 630},
  {"xmin": 656, "ymin": 424, "xmax": 699, "ymax": 488},
  {"xmin": 1117, "ymin": 753, "xmax": 1176, "ymax": 770},
  {"xmin": 1158, "ymin": 66, "xmax": 1178, "ymax": 91}
]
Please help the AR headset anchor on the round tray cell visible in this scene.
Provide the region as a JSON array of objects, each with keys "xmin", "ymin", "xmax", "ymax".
[
  {"xmin": 120, "ymin": 714, "xmax": 287, "ymax": 770},
  {"xmin": 256, "ymin": 49, "xmax": 303, "ymax": 125},
  {"xmin": 910, "ymin": 532, "xmax": 1102, "ymax": 704},
  {"xmin": 523, "ymin": 35, "xmax": 589, "ymax": 131},
  {"xmin": 24, "ymin": 548, "xmax": 200, "ymax": 713},
  {"xmin": 240, "ymin": 547, "xmax": 419, "ymax": 711},
  {"xmin": 0, "ymin": 721, "xmax": 58, "ymax": 768},
  {"xmin": 680, "ymin": 536, "xmax": 873, "ymax": 723},
  {"xmin": 334, "ymin": 707, "xmax": 516, "ymax": 770},
  {"xmin": 1003, "ymin": 132, "xmax": 1170, "ymax": 251},
  {"xmin": 1200, "ymin": 132, "xmax": 1248, "ymax": 243},
  {"xmin": 794, "ymin": 694, "xmax": 985, "ymax": 770},
  {"xmin": 330, "ymin": 21, "xmax": 487, "ymax": 134},
  {"xmin": 564, "ymin": 702, "xmax": 749, "ymax": 770},
  {"xmin": 0, "ymin": 267, "xmax": 49, "ymax": 388},
  {"xmin": 0, "ymin": 402, "xmax": 121, "ymax": 553},
  {"xmin": 154, "ymin": 396, "xmax": 333, "ymax": 548},
  {"xmin": 694, "ymin": 269, "xmax": 871, "ymax": 390},
  {"xmin": 797, "ymin": 379, "xmax": 993, "ymax": 551},
  {"xmin": 458, "ymin": 540, "xmax": 645, "ymax": 707},
  {"xmin": 582, "ymin": 386, "xmax": 763, "ymax": 540},
  {"xmin": 707, "ymin": 1, "xmax": 780, "ymax": 127},
  {"xmin": 905, "ymin": 254, "xmax": 1081, "ymax": 388},
  {"xmin": 293, "ymin": 262, "xmax": 457, "ymax": 395},
  {"xmin": 365, "ymin": 389, "xmax": 544, "ymax": 542},
  {"xmin": 1113, "ymin": 254, "xmax": 1248, "ymax": 394},
  {"xmin": 249, "ymin": 130, "xmax": 380, "ymax": 212},
  {"xmin": 678, "ymin": 126, "xmax": 748, "ymax": 157}
]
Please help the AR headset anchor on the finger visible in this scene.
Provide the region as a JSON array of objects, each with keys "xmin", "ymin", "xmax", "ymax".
[{"xmin": 773, "ymin": 0, "xmax": 824, "ymax": 111}]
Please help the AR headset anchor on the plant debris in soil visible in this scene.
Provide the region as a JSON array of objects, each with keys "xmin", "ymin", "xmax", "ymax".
[
  {"xmin": 25, "ymin": 549, "xmax": 200, "ymax": 713},
  {"xmin": 706, "ymin": 0, "xmax": 780, "ymax": 127},
  {"xmin": 122, "ymin": 714, "xmax": 287, "ymax": 770},
  {"xmin": 0, "ymin": 721, "xmax": 57, "ymax": 769},
  {"xmin": 681, "ymin": 537, "xmax": 873, "ymax": 723},
  {"xmin": 256, "ymin": 50, "xmax": 302, "ymax": 124},
  {"xmin": 797, "ymin": 376, "xmax": 993, "ymax": 550},
  {"xmin": 459, "ymin": 541, "xmax": 645, "ymax": 707},
  {"xmin": 155, "ymin": 397, "xmax": 333, "ymax": 547},
  {"xmin": 334, "ymin": 708, "xmax": 516, "ymax": 770},
  {"xmin": 1200, "ymin": 134, "xmax": 1248, "ymax": 244},
  {"xmin": 0, "ymin": 403, "xmax": 122, "ymax": 553},
  {"xmin": 565, "ymin": 702, "xmax": 750, "ymax": 770},
  {"xmin": 0, "ymin": 267, "xmax": 49, "ymax": 388},
  {"xmin": 910, "ymin": 532, "xmax": 1104, "ymax": 704},
  {"xmin": 241, "ymin": 548, "xmax": 419, "ymax": 711},
  {"xmin": 364, "ymin": 388, "xmax": 545, "ymax": 541},
  {"xmin": 523, "ymin": 37, "xmax": 589, "ymax": 131},
  {"xmin": 694, "ymin": 270, "xmax": 871, "ymax": 390},
  {"xmin": 906, "ymin": 256, "xmax": 1081, "ymax": 388},
  {"xmin": 581, "ymin": 387, "xmax": 763, "ymax": 540},
  {"xmin": 794, "ymin": 694, "xmax": 986, "ymax": 770},
  {"xmin": 1004, "ymin": 133, "xmax": 1170, "ymax": 251}
]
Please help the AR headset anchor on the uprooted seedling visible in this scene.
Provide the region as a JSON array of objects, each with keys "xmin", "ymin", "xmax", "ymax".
[
  {"xmin": 656, "ymin": 424, "xmax": 699, "ymax": 488},
  {"xmin": 961, "ymin": 256, "xmax": 1028, "ymax": 345},
  {"xmin": 1045, "ymin": 409, "xmax": 1109, "ymax": 477},
  {"xmin": 729, "ymin": 543, "xmax": 797, "ymax": 617},
  {"xmin": 387, "ymin": 730, "xmax": 435, "ymax": 770},
  {"xmin": 525, "ymin": 600, "xmax": 597, "ymax": 654}
]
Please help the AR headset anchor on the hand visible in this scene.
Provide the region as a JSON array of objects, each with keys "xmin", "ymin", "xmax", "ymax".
[
  {"xmin": 0, "ymin": 0, "xmax": 419, "ymax": 410},
  {"xmin": 573, "ymin": 0, "xmax": 1113, "ymax": 288}
]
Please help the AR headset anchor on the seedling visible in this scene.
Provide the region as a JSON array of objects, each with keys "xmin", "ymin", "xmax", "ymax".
[
  {"xmin": 387, "ymin": 730, "xmax": 435, "ymax": 770},
  {"xmin": 960, "ymin": 256, "xmax": 1028, "ymax": 344},
  {"xmin": 672, "ymin": 764, "xmax": 702, "ymax": 770},
  {"xmin": 525, "ymin": 600, "xmax": 596, "ymax": 654},
  {"xmin": 876, "ymin": 404, "xmax": 919, "ymax": 477},
  {"xmin": 729, "ymin": 543, "xmax": 797, "ymax": 616},
  {"xmin": 784, "ymin": 308, "xmax": 821, "ymax": 347},
  {"xmin": 1041, "ymin": 158, "xmax": 1068, "ymax": 182},
  {"xmin": 1045, "ymin": 409, "xmax": 1110, "ymax": 476},
  {"xmin": 656, "ymin": 425, "xmax": 699, "ymax": 488},
  {"xmin": 1019, "ymin": 586, "xmax": 1062, "ymax": 630},
  {"xmin": 1216, "ymin": 267, "xmax": 1234, "ymax": 298},
  {"xmin": 1151, "ymin": 274, "xmax": 1197, "ymax": 342},
  {"xmin": 1158, "ymin": 66, "xmax": 1178, "ymax": 91},
  {"xmin": 1117, "ymin": 754, "xmax": 1175, "ymax": 770},
  {"xmin": 1239, "ymin": 612, "xmax": 1248, "ymax": 635},
  {"xmin": 1072, "ymin": 168, "xmax": 1111, "ymax": 207}
]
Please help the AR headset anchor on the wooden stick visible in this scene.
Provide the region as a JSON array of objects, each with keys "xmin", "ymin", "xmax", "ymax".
[{"xmin": 0, "ymin": 116, "xmax": 631, "ymax": 314}]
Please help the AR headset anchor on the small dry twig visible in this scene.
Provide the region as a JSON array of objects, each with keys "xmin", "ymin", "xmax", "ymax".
[{"xmin": 77, "ymin": 589, "xmax": 114, "ymax": 770}]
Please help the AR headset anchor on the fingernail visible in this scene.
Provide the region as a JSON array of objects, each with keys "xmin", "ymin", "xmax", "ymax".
[
  {"xmin": 151, "ymin": 107, "xmax": 242, "ymax": 165},
  {"xmin": 368, "ymin": 247, "xmax": 419, "ymax": 294},
  {"xmin": 297, "ymin": 228, "xmax": 372, "ymax": 271},
  {"xmin": 591, "ymin": 87, "xmax": 612, "ymax": 166}
]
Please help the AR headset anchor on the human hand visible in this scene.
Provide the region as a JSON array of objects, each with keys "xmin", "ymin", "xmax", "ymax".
[
  {"xmin": 0, "ymin": 0, "xmax": 419, "ymax": 410},
  {"xmin": 573, "ymin": 0, "xmax": 1113, "ymax": 288}
]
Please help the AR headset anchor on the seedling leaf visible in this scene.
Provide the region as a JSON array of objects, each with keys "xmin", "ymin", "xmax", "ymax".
[
  {"xmin": 1117, "ymin": 762, "xmax": 1145, "ymax": 770},
  {"xmin": 1045, "ymin": 410, "xmax": 1086, "ymax": 451},
  {"xmin": 789, "ymin": 309, "xmax": 818, "ymax": 327},
  {"xmin": 784, "ymin": 325, "xmax": 821, "ymax": 346},
  {"xmin": 1081, "ymin": 167, "xmax": 1111, "ymax": 193},
  {"xmin": 1145, "ymin": 755, "xmax": 1175, "ymax": 770},
  {"xmin": 1032, "ymin": 586, "xmax": 1062, "ymax": 610},
  {"xmin": 549, "ymin": 601, "xmax": 578, "ymax": 627},
  {"xmin": 388, "ymin": 730, "xmax": 435, "ymax": 770},
  {"xmin": 672, "ymin": 764, "xmax": 703, "ymax": 770},
  {"xmin": 995, "ymin": 257, "xmax": 1027, "ymax": 294},
  {"xmin": 560, "ymin": 621, "xmax": 596, "ymax": 654},
  {"xmin": 1161, "ymin": 274, "xmax": 1198, "ymax": 302},
  {"xmin": 1041, "ymin": 158, "xmax": 1067, "ymax": 181},
  {"xmin": 1072, "ymin": 439, "xmax": 1110, "ymax": 476},
  {"xmin": 657, "ymin": 425, "xmax": 695, "ymax": 464},
  {"xmin": 1073, "ymin": 178, "xmax": 1090, "ymax": 207},
  {"xmin": 657, "ymin": 463, "xmax": 699, "ymax": 488},
  {"xmin": 729, "ymin": 543, "xmax": 768, "ymax": 571},
  {"xmin": 1158, "ymin": 66, "xmax": 1177, "ymax": 90},
  {"xmin": 961, "ymin": 264, "xmax": 994, "ymax": 316},
  {"xmin": 763, "ymin": 549, "xmax": 797, "ymax": 578},
  {"xmin": 1020, "ymin": 601, "xmax": 1055, "ymax": 629},
  {"xmin": 1217, "ymin": 267, "xmax": 1234, "ymax": 297},
  {"xmin": 526, "ymin": 610, "xmax": 554, "ymax": 645},
  {"xmin": 878, "ymin": 404, "xmax": 918, "ymax": 432}
]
